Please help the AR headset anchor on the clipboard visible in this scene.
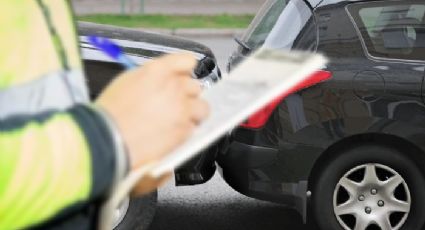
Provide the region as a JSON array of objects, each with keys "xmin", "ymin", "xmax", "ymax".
[{"xmin": 99, "ymin": 48, "xmax": 329, "ymax": 230}]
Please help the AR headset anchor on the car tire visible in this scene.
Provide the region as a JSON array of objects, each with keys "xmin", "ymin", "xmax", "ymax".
[
  {"xmin": 311, "ymin": 144, "xmax": 425, "ymax": 230},
  {"xmin": 113, "ymin": 191, "xmax": 158, "ymax": 230}
]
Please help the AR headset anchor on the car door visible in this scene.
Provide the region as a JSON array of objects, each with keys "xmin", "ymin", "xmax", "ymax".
[{"xmin": 347, "ymin": 1, "xmax": 425, "ymax": 124}]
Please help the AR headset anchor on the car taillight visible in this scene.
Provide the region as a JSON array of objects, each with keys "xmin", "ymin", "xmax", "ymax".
[{"xmin": 240, "ymin": 70, "xmax": 332, "ymax": 129}]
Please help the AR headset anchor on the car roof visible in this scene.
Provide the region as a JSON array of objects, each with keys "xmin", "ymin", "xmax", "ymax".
[
  {"xmin": 307, "ymin": 0, "xmax": 387, "ymax": 9},
  {"xmin": 78, "ymin": 22, "xmax": 215, "ymax": 59}
]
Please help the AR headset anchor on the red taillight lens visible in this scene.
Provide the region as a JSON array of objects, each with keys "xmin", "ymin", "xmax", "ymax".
[{"xmin": 240, "ymin": 70, "xmax": 332, "ymax": 129}]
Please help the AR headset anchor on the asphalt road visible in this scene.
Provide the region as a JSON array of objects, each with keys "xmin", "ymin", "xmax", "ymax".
[
  {"xmin": 189, "ymin": 36, "xmax": 238, "ymax": 71},
  {"xmin": 149, "ymin": 37, "xmax": 310, "ymax": 230},
  {"xmin": 150, "ymin": 174, "xmax": 308, "ymax": 230}
]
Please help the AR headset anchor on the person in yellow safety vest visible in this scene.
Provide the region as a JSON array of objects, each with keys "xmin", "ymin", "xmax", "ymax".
[{"xmin": 0, "ymin": 1, "xmax": 209, "ymax": 229}]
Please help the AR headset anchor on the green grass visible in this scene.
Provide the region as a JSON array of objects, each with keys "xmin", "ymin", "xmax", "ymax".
[{"xmin": 78, "ymin": 14, "xmax": 254, "ymax": 29}]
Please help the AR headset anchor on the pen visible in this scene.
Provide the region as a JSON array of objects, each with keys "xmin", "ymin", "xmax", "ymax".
[{"xmin": 87, "ymin": 35, "xmax": 138, "ymax": 70}]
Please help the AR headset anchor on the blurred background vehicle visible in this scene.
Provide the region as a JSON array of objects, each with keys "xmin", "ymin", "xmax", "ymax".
[{"xmin": 79, "ymin": 22, "xmax": 221, "ymax": 229}]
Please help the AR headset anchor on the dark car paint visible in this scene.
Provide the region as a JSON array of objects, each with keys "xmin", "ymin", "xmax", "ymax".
[
  {"xmin": 79, "ymin": 22, "xmax": 215, "ymax": 59},
  {"xmin": 78, "ymin": 22, "xmax": 219, "ymax": 186},
  {"xmin": 79, "ymin": 22, "xmax": 219, "ymax": 98},
  {"xmin": 220, "ymin": 0, "xmax": 425, "ymax": 222}
]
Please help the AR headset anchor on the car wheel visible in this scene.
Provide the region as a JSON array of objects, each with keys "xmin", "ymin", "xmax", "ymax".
[
  {"xmin": 312, "ymin": 144, "xmax": 425, "ymax": 230},
  {"xmin": 113, "ymin": 191, "xmax": 158, "ymax": 230}
]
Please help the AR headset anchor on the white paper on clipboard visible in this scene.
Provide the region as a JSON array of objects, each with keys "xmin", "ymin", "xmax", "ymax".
[
  {"xmin": 99, "ymin": 48, "xmax": 328, "ymax": 230},
  {"xmin": 151, "ymin": 48, "xmax": 327, "ymax": 176}
]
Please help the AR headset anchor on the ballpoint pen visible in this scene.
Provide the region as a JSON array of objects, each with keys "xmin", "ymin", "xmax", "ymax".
[{"xmin": 87, "ymin": 35, "xmax": 138, "ymax": 70}]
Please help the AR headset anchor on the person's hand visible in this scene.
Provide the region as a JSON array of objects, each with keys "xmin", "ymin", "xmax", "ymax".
[{"xmin": 96, "ymin": 53, "xmax": 209, "ymax": 195}]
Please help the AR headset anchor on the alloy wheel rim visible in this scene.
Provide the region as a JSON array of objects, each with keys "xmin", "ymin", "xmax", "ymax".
[
  {"xmin": 333, "ymin": 163, "xmax": 411, "ymax": 230},
  {"xmin": 112, "ymin": 196, "xmax": 130, "ymax": 229}
]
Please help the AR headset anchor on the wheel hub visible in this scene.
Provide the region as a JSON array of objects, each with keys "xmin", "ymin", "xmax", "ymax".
[
  {"xmin": 333, "ymin": 163, "xmax": 411, "ymax": 230},
  {"xmin": 112, "ymin": 196, "xmax": 130, "ymax": 229}
]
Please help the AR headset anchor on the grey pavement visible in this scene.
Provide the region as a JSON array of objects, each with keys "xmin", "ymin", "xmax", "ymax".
[
  {"xmin": 188, "ymin": 36, "xmax": 237, "ymax": 70},
  {"xmin": 148, "ymin": 36, "xmax": 310, "ymax": 230},
  {"xmin": 71, "ymin": 0, "xmax": 264, "ymax": 15},
  {"xmin": 150, "ymin": 174, "xmax": 308, "ymax": 230}
]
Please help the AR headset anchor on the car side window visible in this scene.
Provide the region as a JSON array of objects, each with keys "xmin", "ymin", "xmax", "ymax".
[
  {"xmin": 291, "ymin": 16, "xmax": 317, "ymax": 52},
  {"xmin": 263, "ymin": 0, "xmax": 313, "ymax": 50},
  {"xmin": 348, "ymin": 1, "xmax": 425, "ymax": 61}
]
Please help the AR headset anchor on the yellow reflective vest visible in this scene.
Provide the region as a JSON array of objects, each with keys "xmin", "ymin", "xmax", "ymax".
[{"xmin": 0, "ymin": 1, "xmax": 126, "ymax": 229}]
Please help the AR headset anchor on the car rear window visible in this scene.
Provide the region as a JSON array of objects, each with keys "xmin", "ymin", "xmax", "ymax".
[
  {"xmin": 243, "ymin": 0, "xmax": 290, "ymax": 49},
  {"xmin": 241, "ymin": 0, "xmax": 313, "ymax": 51},
  {"xmin": 348, "ymin": 1, "xmax": 425, "ymax": 61}
]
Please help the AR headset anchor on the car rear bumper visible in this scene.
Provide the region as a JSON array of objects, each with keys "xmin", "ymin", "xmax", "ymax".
[
  {"xmin": 217, "ymin": 140, "xmax": 308, "ymax": 222},
  {"xmin": 175, "ymin": 144, "xmax": 219, "ymax": 186}
]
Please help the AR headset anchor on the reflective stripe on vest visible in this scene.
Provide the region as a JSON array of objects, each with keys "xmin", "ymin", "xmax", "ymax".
[{"xmin": 0, "ymin": 70, "xmax": 88, "ymax": 120}]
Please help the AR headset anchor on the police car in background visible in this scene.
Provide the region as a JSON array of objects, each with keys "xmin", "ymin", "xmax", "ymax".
[{"xmin": 78, "ymin": 22, "xmax": 221, "ymax": 230}]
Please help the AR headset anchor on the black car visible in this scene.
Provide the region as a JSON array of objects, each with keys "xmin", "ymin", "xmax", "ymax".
[
  {"xmin": 220, "ymin": 1, "xmax": 425, "ymax": 230},
  {"xmin": 78, "ymin": 22, "xmax": 220, "ymax": 230}
]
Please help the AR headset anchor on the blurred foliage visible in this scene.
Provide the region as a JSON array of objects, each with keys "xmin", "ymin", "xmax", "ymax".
[{"xmin": 78, "ymin": 14, "xmax": 254, "ymax": 28}]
